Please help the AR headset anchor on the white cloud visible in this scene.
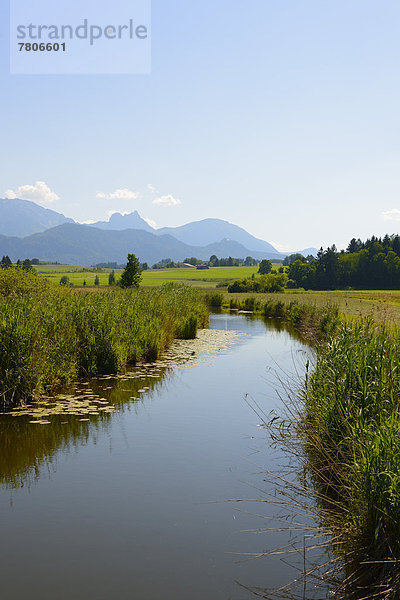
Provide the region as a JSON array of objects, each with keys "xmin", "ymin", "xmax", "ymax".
[
  {"xmin": 152, "ymin": 194, "xmax": 181, "ymax": 208},
  {"xmin": 147, "ymin": 184, "xmax": 157, "ymax": 194},
  {"xmin": 5, "ymin": 181, "xmax": 60, "ymax": 205},
  {"xmin": 96, "ymin": 188, "xmax": 140, "ymax": 201},
  {"xmin": 382, "ymin": 209, "xmax": 400, "ymax": 222},
  {"xmin": 143, "ymin": 216, "xmax": 157, "ymax": 229},
  {"xmin": 107, "ymin": 210, "xmax": 130, "ymax": 218}
]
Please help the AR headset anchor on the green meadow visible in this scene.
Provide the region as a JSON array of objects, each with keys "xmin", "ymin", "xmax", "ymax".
[
  {"xmin": 33, "ymin": 264, "xmax": 400, "ymax": 323},
  {"xmin": 34, "ymin": 264, "xmax": 262, "ymax": 288}
]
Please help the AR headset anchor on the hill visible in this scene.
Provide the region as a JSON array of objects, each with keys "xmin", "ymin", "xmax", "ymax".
[
  {"xmin": 0, "ymin": 224, "xmax": 283, "ymax": 266},
  {"xmin": 0, "ymin": 198, "xmax": 73, "ymax": 237},
  {"xmin": 156, "ymin": 218, "xmax": 280, "ymax": 255}
]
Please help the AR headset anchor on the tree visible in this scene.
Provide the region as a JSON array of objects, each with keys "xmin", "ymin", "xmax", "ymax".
[
  {"xmin": 22, "ymin": 259, "xmax": 33, "ymax": 271},
  {"xmin": 1, "ymin": 255, "xmax": 12, "ymax": 268},
  {"xmin": 244, "ymin": 256, "xmax": 256, "ymax": 266},
  {"xmin": 288, "ymin": 260, "xmax": 315, "ymax": 289},
  {"xmin": 60, "ymin": 275, "xmax": 70, "ymax": 286},
  {"xmin": 94, "ymin": 275, "xmax": 100, "ymax": 286},
  {"xmin": 392, "ymin": 236, "xmax": 400, "ymax": 257},
  {"xmin": 108, "ymin": 271, "xmax": 115, "ymax": 286},
  {"xmin": 347, "ymin": 238, "xmax": 363, "ymax": 253},
  {"xmin": 120, "ymin": 253, "xmax": 143, "ymax": 289},
  {"xmin": 184, "ymin": 257, "xmax": 200, "ymax": 266},
  {"xmin": 283, "ymin": 253, "xmax": 306, "ymax": 266},
  {"xmin": 209, "ymin": 255, "xmax": 219, "ymax": 267},
  {"xmin": 314, "ymin": 246, "xmax": 340, "ymax": 289},
  {"xmin": 258, "ymin": 259, "xmax": 272, "ymax": 275}
]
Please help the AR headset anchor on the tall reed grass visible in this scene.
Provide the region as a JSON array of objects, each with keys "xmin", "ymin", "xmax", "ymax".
[
  {"xmin": 232, "ymin": 294, "xmax": 400, "ymax": 597},
  {"xmin": 0, "ymin": 269, "xmax": 208, "ymax": 407},
  {"xmin": 300, "ymin": 319, "xmax": 400, "ymax": 598},
  {"xmin": 230, "ymin": 295, "xmax": 340, "ymax": 339}
]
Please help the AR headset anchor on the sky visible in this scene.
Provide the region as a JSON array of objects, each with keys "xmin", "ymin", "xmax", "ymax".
[{"xmin": 1, "ymin": 0, "xmax": 400, "ymax": 252}]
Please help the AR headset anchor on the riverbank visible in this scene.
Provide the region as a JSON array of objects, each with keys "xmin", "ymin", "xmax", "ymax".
[
  {"xmin": 227, "ymin": 294, "xmax": 400, "ymax": 598},
  {"xmin": 0, "ymin": 268, "xmax": 208, "ymax": 408},
  {"xmin": 220, "ymin": 290, "xmax": 400, "ymax": 324},
  {"xmin": 301, "ymin": 319, "xmax": 400, "ymax": 598}
]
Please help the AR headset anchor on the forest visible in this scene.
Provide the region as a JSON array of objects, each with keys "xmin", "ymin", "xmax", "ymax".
[{"xmin": 288, "ymin": 234, "xmax": 400, "ymax": 290}]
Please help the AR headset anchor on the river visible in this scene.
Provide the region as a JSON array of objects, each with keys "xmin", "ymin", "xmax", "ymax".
[{"xmin": 0, "ymin": 312, "xmax": 330, "ymax": 600}]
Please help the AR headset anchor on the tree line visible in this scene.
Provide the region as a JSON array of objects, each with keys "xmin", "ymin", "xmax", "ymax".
[
  {"xmin": 288, "ymin": 234, "xmax": 400, "ymax": 290},
  {"xmin": 1, "ymin": 256, "xmax": 34, "ymax": 271},
  {"xmin": 151, "ymin": 255, "xmax": 260, "ymax": 269}
]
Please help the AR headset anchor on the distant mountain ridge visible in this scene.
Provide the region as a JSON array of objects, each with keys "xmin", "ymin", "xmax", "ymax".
[
  {"xmin": 0, "ymin": 198, "xmax": 73, "ymax": 237},
  {"xmin": 0, "ymin": 224, "xmax": 282, "ymax": 266},
  {"xmin": 155, "ymin": 218, "xmax": 279, "ymax": 255},
  {"xmin": 0, "ymin": 199, "xmax": 317, "ymax": 264}
]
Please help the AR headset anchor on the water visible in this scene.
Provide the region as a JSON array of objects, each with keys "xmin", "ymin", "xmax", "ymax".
[{"xmin": 0, "ymin": 313, "xmax": 327, "ymax": 600}]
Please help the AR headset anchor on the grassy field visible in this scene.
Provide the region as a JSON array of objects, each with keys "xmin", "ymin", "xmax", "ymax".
[
  {"xmin": 33, "ymin": 264, "xmax": 400, "ymax": 323},
  {"xmin": 142, "ymin": 266, "xmax": 261, "ymax": 287},
  {"xmin": 34, "ymin": 265, "xmax": 124, "ymax": 287},
  {"xmin": 34, "ymin": 265, "xmax": 262, "ymax": 288},
  {"xmin": 223, "ymin": 289, "xmax": 400, "ymax": 324}
]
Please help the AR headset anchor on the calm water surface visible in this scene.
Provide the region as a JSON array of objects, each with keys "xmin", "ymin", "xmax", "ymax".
[{"xmin": 0, "ymin": 313, "xmax": 328, "ymax": 600}]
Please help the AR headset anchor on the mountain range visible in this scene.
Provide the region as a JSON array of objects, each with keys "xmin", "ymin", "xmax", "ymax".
[
  {"xmin": 0, "ymin": 198, "xmax": 317, "ymax": 266},
  {"xmin": 89, "ymin": 212, "xmax": 278, "ymax": 255},
  {"xmin": 0, "ymin": 198, "xmax": 73, "ymax": 237}
]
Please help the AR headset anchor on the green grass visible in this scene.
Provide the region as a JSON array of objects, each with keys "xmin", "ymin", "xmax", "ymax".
[
  {"xmin": 244, "ymin": 295, "xmax": 400, "ymax": 597},
  {"xmin": 33, "ymin": 265, "xmax": 286, "ymax": 288},
  {"xmin": 0, "ymin": 268, "xmax": 208, "ymax": 407},
  {"xmin": 221, "ymin": 290, "xmax": 400, "ymax": 324},
  {"xmin": 141, "ymin": 266, "xmax": 261, "ymax": 287},
  {"xmin": 300, "ymin": 319, "xmax": 400, "ymax": 597},
  {"xmin": 34, "ymin": 265, "xmax": 123, "ymax": 287}
]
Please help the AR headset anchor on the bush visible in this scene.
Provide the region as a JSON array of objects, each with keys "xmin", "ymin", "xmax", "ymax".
[{"xmin": 228, "ymin": 273, "xmax": 287, "ymax": 293}]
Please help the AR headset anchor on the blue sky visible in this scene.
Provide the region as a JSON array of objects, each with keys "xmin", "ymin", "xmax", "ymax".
[{"xmin": 1, "ymin": 0, "xmax": 400, "ymax": 251}]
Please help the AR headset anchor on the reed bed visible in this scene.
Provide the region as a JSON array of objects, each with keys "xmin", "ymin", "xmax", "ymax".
[
  {"xmin": 0, "ymin": 268, "xmax": 208, "ymax": 407},
  {"xmin": 256, "ymin": 311, "xmax": 400, "ymax": 599},
  {"xmin": 229, "ymin": 296, "xmax": 340, "ymax": 339},
  {"xmin": 300, "ymin": 319, "xmax": 400, "ymax": 598},
  {"xmin": 230, "ymin": 294, "xmax": 400, "ymax": 597}
]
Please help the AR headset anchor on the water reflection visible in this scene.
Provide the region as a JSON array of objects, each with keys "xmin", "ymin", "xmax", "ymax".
[
  {"xmin": 0, "ymin": 326, "xmax": 248, "ymax": 488},
  {"xmin": 0, "ymin": 313, "xmax": 324, "ymax": 600}
]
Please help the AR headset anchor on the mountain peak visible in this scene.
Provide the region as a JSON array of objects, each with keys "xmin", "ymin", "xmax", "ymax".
[
  {"xmin": 90, "ymin": 211, "xmax": 154, "ymax": 232},
  {"xmin": 156, "ymin": 219, "xmax": 279, "ymax": 255}
]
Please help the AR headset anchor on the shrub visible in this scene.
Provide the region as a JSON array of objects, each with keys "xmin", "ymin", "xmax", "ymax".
[{"xmin": 228, "ymin": 273, "xmax": 287, "ymax": 293}]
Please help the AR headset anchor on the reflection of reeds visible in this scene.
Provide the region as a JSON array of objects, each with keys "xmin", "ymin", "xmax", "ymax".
[
  {"xmin": 0, "ymin": 269, "xmax": 208, "ymax": 407},
  {"xmin": 245, "ymin": 318, "xmax": 400, "ymax": 600},
  {"xmin": 0, "ymin": 326, "xmax": 241, "ymax": 489},
  {"xmin": 229, "ymin": 297, "xmax": 341, "ymax": 341}
]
